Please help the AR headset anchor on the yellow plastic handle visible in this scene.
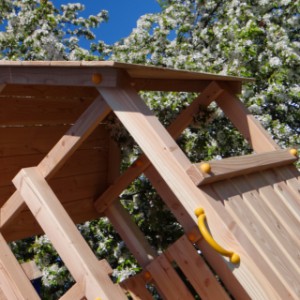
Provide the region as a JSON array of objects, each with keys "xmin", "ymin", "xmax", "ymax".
[{"xmin": 195, "ymin": 208, "xmax": 240, "ymax": 264}]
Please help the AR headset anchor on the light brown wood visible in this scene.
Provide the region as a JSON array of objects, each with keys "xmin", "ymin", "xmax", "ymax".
[
  {"xmin": 2, "ymin": 195, "xmax": 104, "ymax": 242},
  {"xmin": 0, "ymin": 191, "xmax": 25, "ymax": 229},
  {"xmin": 262, "ymin": 169, "xmax": 300, "ymax": 221},
  {"xmin": 106, "ymin": 201, "xmax": 157, "ymax": 267},
  {"xmin": 58, "ymin": 282, "xmax": 85, "ymax": 300},
  {"xmin": 194, "ymin": 149, "xmax": 298, "ymax": 185},
  {"xmin": 21, "ymin": 261, "xmax": 42, "ymax": 281},
  {"xmin": 146, "ymin": 167, "xmax": 250, "ymax": 299},
  {"xmin": 0, "ymin": 97, "xmax": 94, "ymax": 126},
  {"xmin": 0, "ymin": 289, "xmax": 8, "ymax": 300},
  {"xmin": 0, "ymin": 66, "xmax": 119, "ymax": 87},
  {"xmin": 146, "ymin": 254, "xmax": 195, "ymax": 299},
  {"xmin": 94, "ymin": 81, "xmax": 224, "ymax": 212},
  {"xmin": 38, "ymin": 95, "xmax": 111, "ymax": 179},
  {"xmin": 0, "ymin": 60, "xmax": 254, "ymax": 82},
  {"xmin": 165, "ymin": 235, "xmax": 230, "ymax": 300},
  {"xmin": 13, "ymin": 167, "xmax": 127, "ymax": 300},
  {"xmin": 216, "ymin": 89, "xmax": 279, "ymax": 153},
  {"xmin": 209, "ymin": 180, "xmax": 298, "ymax": 299},
  {"xmin": 0, "ymin": 233, "xmax": 40, "ymax": 300},
  {"xmin": 246, "ymin": 172, "xmax": 300, "ymax": 246},
  {"xmin": 0, "ymin": 84, "xmax": 98, "ymax": 98},
  {"xmin": 120, "ymin": 273, "xmax": 153, "ymax": 300},
  {"xmin": 99, "ymin": 82, "xmax": 291, "ymax": 299}
]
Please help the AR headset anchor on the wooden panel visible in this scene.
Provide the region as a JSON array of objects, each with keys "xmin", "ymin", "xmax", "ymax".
[
  {"xmin": 0, "ymin": 149, "xmax": 107, "ymax": 190},
  {"xmin": 210, "ymin": 179, "xmax": 300, "ymax": 299},
  {"xmin": 195, "ymin": 149, "xmax": 297, "ymax": 185},
  {"xmin": 246, "ymin": 172, "xmax": 300, "ymax": 246},
  {"xmin": 0, "ymin": 97, "xmax": 94, "ymax": 125},
  {"xmin": 120, "ymin": 274, "xmax": 153, "ymax": 300},
  {"xmin": 38, "ymin": 96, "xmax": 111, "ymax": 179},
  {"xmin": 216, "ymin": 90, "xmax": 279, "ymax": 153},
  {"xmin": 0, "ymin": 84, "xmax": 98, "ymax": 98},
  {"xmin": 2, "ymin": 194, "xmax": 103, "ymax": 242},
  {"xmin": 146, "ymin": 254, "xmax": 194, "ymax": 299},
  {"xmin": 0, "ymin": 124, "xmax": 108, "ymax": 157},
  {"xmin": 13, "ymin": 167, "xmax": 127, "ymax": 300},
  {"xmin": 166, "ymin": 235, "xmax": 230, "ymax": 300},
  {"xmin": 262, "ymin": 169, "xmax": 300, "ymax": 221},
  {"xmin": 231, "ymin": 177, "xmax": 300, "ymax": 275}
]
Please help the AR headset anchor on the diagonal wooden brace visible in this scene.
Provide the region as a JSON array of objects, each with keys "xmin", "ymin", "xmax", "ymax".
[{"xmin": 94, "ymin": 81, "xmax": 224, "ymax": 212}]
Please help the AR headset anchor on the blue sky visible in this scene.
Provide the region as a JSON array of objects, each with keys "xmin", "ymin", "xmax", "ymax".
[{"xmin": 53, "ymin": 0, "xmax": 161, "ymax": 45}]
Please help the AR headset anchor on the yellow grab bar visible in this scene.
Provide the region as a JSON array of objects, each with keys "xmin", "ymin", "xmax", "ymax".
[{"xmin": 195, "ymin": 208, "xmax": 240, "ymax": 264}]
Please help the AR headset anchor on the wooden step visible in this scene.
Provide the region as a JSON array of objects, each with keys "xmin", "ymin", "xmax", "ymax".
[{"xmin": 193, "ymin": 149, "xmax": 298, "ymax": 185}]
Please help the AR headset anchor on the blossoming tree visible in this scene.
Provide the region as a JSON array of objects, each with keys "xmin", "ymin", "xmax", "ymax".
[{"xmin": 1, "ymin": 0, "xmax": 299, "ymax": 298}]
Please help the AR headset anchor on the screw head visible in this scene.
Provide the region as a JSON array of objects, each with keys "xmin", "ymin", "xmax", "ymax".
[
  {"xmin": 200, "ymin": 162, "xmax": 211, "ymax": 173},
  {"xmin": 92, "ymin": 73, "xmax": 103, "ymax": 84},
  {"xmin": 289, "ymin": 148, "xmax": 298, "ymax": 157}
]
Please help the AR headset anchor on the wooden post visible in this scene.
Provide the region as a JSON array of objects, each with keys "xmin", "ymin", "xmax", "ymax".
[
  {"xmin": 0, "ymin": 233, "xmax": 40, "ymax": 300},
  {"xmin": 13, "ymin": 167, "xmax": 127, "ymax": 300},
  {"xmin": 216, "ymin": 90, "xmax": 279, "ymax": 153}
]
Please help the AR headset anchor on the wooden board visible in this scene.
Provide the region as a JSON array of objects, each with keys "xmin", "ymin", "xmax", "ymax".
[
  {"xmin": 121, "ymin": 274, "xmax": 153, "ymax": 300},
  {"xmin": 146, "ymin": 254, "xmax": 195, "ymax": 299},
  {"xmin": 0, "ymin": 84, "xmax": 98, "ymax": 98},
  {"xmin": 194, "ymin": 149, "xmax": 297, "ymax": 185},
  {"xmin": 209, "ymin": 174, "xmax": 300, "ymax": 299},
  {"xmin": 165, "ymin": 235, "xmax": 230, "ymax": 300},
  {"xmin": 0, "ymin": 97, "xmax": 94, "ymax": 125}
]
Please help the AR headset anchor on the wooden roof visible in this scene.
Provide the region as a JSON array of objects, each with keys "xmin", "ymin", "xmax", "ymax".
[
  {"xmin": 0, "ymin": 60, "xmax": 254, "ymax": 82},
  {"xmin": 0, "ymin": 61, "xmax": 253, "ymax": 241}
]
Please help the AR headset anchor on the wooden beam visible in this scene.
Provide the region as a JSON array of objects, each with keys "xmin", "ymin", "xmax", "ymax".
[
  {"xmin": 0, "ymin": 191, "xmax": 25, "ymax": 230},
  {"xmin": 132, "ymin": 78, "xmax": 210, "ymax": 92},
  {"xmin": 20, "ymin": 261, "xmax": 42, "ymax": 281},
  {"xmin": 38, "ymin": 95, "xmax": 111, "ymax": 179},
  {"xmin": 0, "ymin": 233, "xmax": 40, "ymax": 300},
  {"xmin": 216, "ymin": 90, "xmax": 279, "ymax": 153},
  {"xmin": 104, "ymin": 138, "xmax": 156, "ymax": 267},
  {"xmin": 58, "ymin": 282, "xmax": 85, "ymax": 300},
  {"xmin": 106, "ymin": 201, "xmax": 157, "ymax": 267},
  {"xmin": 0, "ymin": 66, "xmax": 119, "ymax": 87},
  {"xmin": 94, "ymin": 81, "xmax": 224, "ymax": 212},
  {"xmin": 194, "ymin": 149, "xmax": 298, "ymax": 185},
  {"xmin": 131, "ymin": 78, "xmax": 242, "ymax": 94},
  {"xmin": 13, "ymin": 167, "xmax": 127, "ymax": 300}
]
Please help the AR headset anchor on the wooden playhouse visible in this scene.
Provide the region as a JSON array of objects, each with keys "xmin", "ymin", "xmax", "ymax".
[{"xmin": 0, "ymin": 61, "xmax": 299, "ymax": 299}]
